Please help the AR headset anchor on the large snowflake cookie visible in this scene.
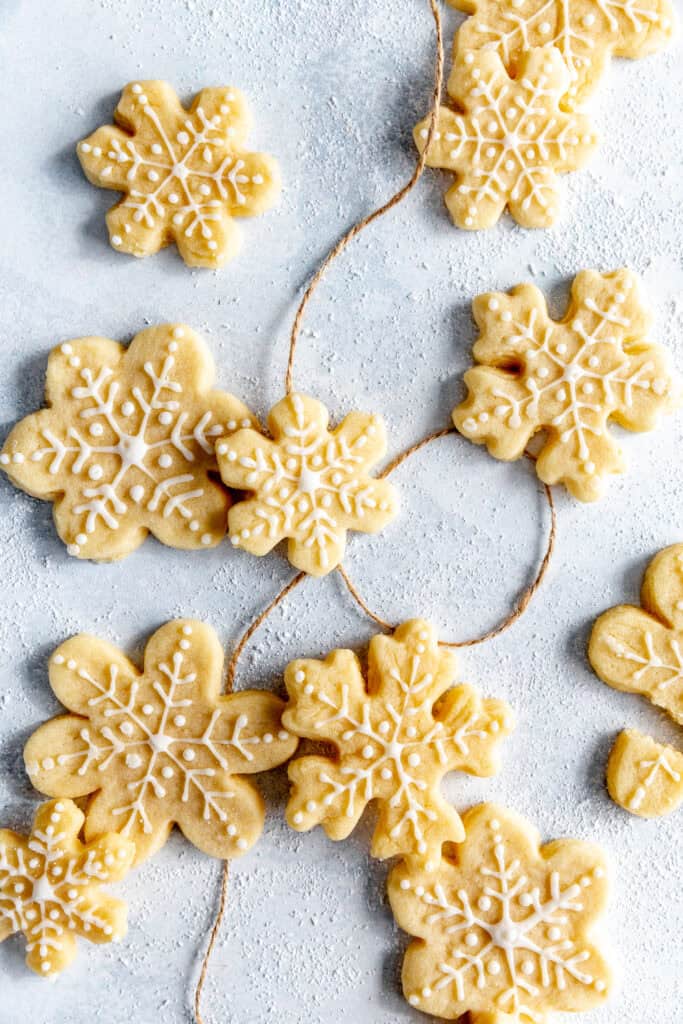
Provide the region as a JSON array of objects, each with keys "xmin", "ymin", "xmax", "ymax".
[
  {"xmin": 24, "ymin": 620, "xmax": 298, "ymax": 866},
  {"xmin": 1, "ymin": 324, "xmax": 253, "ymax": 560},
  {"xmin": 216, "ymin": 392, "xmax": 398, "ymax": 577},
  {"xmin": 453, "ymin": 269, "xmax": 679, "ymax": 501},
  {"xmin": 0, "ymin": 799, "xmax": 134, "ymax": 978},
  {"xmin": 414, "ymin": 47, "xmax": 597, "ymax": 230},
  {"xmin": 282, "ymin": 620, "xmax": 513, "ymax": 868},
  {"xmin": 450, "ymin": 0, "xmax": 675, "ymax": 109},
  {"xmin": 388, "ymin": 803, "xmax": 612, "ymax": 1021},
  {"xmin": 77, "ymin": 81, "xmax": 280, "ymax": 268},
  {"xmin": 589, "ymin": 543, "xmax": 683, "ymax": 817},
  {"xmin": 606, "ymin": 729, "xmax": 683, "ymax": 818}
]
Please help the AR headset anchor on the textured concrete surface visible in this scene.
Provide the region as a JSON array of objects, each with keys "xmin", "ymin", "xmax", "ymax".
[{"xmin": 0, "ymin": 1, "xmax": 681, "ymax": 1022}]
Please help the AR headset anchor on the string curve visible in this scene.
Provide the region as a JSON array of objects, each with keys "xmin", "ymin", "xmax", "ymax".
[
  {"xmin": 285, "ymin": 0, "xmax": 444, "ymax": 394},
  {"xmin": 339, "ymin": 431, "xmax": 556, "ymax": 647}
]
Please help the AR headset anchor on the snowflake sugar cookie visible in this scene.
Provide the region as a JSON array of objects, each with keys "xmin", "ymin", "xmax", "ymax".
[
  {"xmin": 0, "ymin": 799, "xmax": 134, "ymax": 978},
  {"xmin": 1, "ymin": 324, "xmax": 253, "ymax": 560},
  {"xmin": 453, "ymin": 269, "xmax": 679, "ymax": 500},
  {"xmin": 78, "ymin": 81, "xmax": 280, "ymax": 268},
  {"xmin": 414, "ymin": 47, "xmax": 597, "ymax": 230},
  {"xmin": 216, "ymin": 392, "xmax": 398, "ymax": 577},
  {"xmin": 606, "ymin": 729, "xmax": 683, "ymax": 818},
  {"xmin": 282, "ymin": 620, "xmax": 513, "ymax": 867},
  {"xmin": 388, "ymin": 803, "xmax": 612, "ymax": 1021},
  {"xmin": 24, "ymin": 620, "xmax": 298, "ymax": 865},
  {"xmin": 450, "ymin": 0, "xmax": 675, "ymax": 109},
  {"xmin": 590, "ymin": 544, "xmax": 683, "ymax": 817}
]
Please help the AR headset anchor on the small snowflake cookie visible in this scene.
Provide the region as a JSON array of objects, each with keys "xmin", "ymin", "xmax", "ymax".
[
  {"xmin": 282, "ymin": 620, "xmax": 513, "ymax": 867},
  {"xmin": 24, "ymin": 620, "xmax": 298, "ymax": 866},
  {"xmin": 450, "ymin": 0, "xmax": 676, "ymax": 110},
  {"xmin": 1, "ymin": 324, "xmax": 254, "ymax": 560},
  {"xmin": 216, "ymin": 392, "xmax": 398, "ymax": 577},
  {"xmin": 414, "ymin": 47, "xmax": 597, "ymax": 230},
  {"xmin": 388, "ymin": 803, "xmax": 612, "ymax": 1021},
  {"xmin": 607, "ymin": 729, "xmax": 683, "ymax": 818},
  {"xmin": 453, "ymin": 269, "xmax": 679, "ymax": 501},
  {"xmin": 0, "ymin": 799, "xmax": 134, "ymax": 978},
  {"xmin": 77, "ymin": 81, "xmax": 280, "ymax": 268}
]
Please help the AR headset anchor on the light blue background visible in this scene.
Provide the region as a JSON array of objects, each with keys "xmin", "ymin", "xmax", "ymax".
[{"xmin": 0, "ymin": 1, "xmax": 681, "ymax": 1021}]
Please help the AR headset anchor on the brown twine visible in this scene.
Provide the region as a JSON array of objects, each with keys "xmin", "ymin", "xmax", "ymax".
[
  {"xmin": 193, "ymin": 572, "xmax": 306, "ymax": 1022},
  {"xmin": 194, "ymin": 860, "xmax": 230, "ymax": 1024},
  {"xmin": 339, "ymin": 430, "xmax": 556, "ymax": 647},
  {"xmin": 284, "ymin": 0, "xmax": 444, "ymax": 394}
]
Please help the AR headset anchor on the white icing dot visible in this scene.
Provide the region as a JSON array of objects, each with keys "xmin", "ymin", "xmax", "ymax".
[
  {"xmin": 111, "ymin": 234, "xmax": 122, "ymax": 246},
  {"xmin": 292, "ymin": 812, "xmax": 304, "ymax": 825},
  {"xmin": 182, "ymin": 748, "xmax": 195, "ymax": 762},
  {"xmin": 201, "ymin": 534, "xmax": 212, "ymax": 546},
  {"xmin": 129, "ymin": 484, "xmax": 145, "ymax": 503},
  {"xmin": 174, "ymin": 714, "xmax": 186, "ymax": 727},
  {"xmin": 142, "ymin": 703, "xmax": 154, "ymax": 716},
  {"xmin": 237, "ymin": 838, "xmax": 248, "ymax": 851},
  {"xmin": 158, "ymin": 453, "xmax": 172, "ymax": 469},
  {"xmin": 162, "ymin": 766, "xmax": 174, "ymax": 779},
  {"xmin": 159, "ymin": 411, "xmax": 173, "ymax": 425}
]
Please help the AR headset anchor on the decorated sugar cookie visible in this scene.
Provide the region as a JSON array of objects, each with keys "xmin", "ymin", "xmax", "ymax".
[
  {"xmin": 1, "ymin": 324, "xmax": 253, "ymax": 560},
  {"xmin": 589, "ymin": 543, "xmax": 683, "ymax": 723},
  {"xmin": 590, "ymin": 544, "xmax": 683, "ymax": 817},
  {"xmin": 388, "ymin": 803, "xmax": 612, "ymax": 1021},
  {"xmin": 24, "ymin": 621, "xmax": 298, "ymax": 866},
  {"xmin": 0, "ymin": 799, "xmax": 134, "ymax": 978},
  {"xmin": 282, "ymin": 620, "xmax": 513, "ymax": 868},
  {"xmin": 77, "ymin": 81, "xmax": 280, "ymax": 268},
  {"xmin": 450, "ymin": 0, "xmax": 675, "ymax": 110},
  {"xmin": 414, "ymin": 47, "xmax": 597, "ymax": 230},
  {"xmin": 607, "ymin": 729, "xmax": 683, "ymax": 818},
  {"xmin": 453, "ymin": 269, "xmax": 679, "ymax": 500},
  {"xmin": 216, "ymin": 392, "xmax": 398, "ymax": 577}
]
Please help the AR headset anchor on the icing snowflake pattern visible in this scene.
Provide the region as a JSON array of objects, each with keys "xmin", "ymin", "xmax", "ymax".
[
  {"xmin": 607, "ymin": 730, "xmax": 683, "ymax": 818},
  {"xmin": 451, "ymin": 0, "xmax": 675, "ymax": 108},
  {"xmin": 414, "ymin": 47, "xmax": 597, "ymax": 230},
  {"xmin": 389, "ymin": 803, "xmax": 611, "ymax": 1021},
  {"xmin": 24, "ymin": 621, "xmax": 298, "ymax": 866},
  {"xmin": 78, "ymin": 81, "xmax": 280, "ymax": 268},
  {"xmin": 0, "ymin": 800, "xmax": 133, "ymax": 978},
  {"xmin": 282, "ymin": 620, "xmax": 513, "ymax": 867},
  {"xmin": 1, "ymin": 324, "xmax": 253, "ymax": 560},
  {"xmin": 453, "ymin": 269, "xmax": 679, "ymax": 501},
  {"xmin": 217, "ymin": 392, "xmax": 398, "ymax": 577},
  {"xmin": 590, "ymin": 545, "xmax": 683, "ymax": 817},
  {"xmin": 589, "ymin": 543, "xmax": 683, "ymax": 724}
]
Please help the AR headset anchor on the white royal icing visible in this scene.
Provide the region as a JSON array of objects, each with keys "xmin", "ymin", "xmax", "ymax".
[
  {"xmin": 460, "ymin": 0, "xmax": 672, "ymax": 102},
  {"xmin": 80, "ymin": 85, "xmax": 267, "ymax": 254},
  {"xmin": 402, "ymin": 814, "xmax": 606, "ymax": 1016},
  {"xmin": 1, "ymin": 328, "xmax": 250, "ymax": 554},
  {"xmin": 33, "ymin": 627, "xmax": 290, "ymax": 851},
  {"xmin": 0, "ymin": 802, "xmax": 128, "ymax": 976},
  {"xmin": 291, "ymin": 624, "xmax": 505, "ymax": 860},
  {"xmin": 462, "ymin": 275, "xmax": 671, "ymax": 478},
  {"xmin": 220, "ymin": 393, "xmax": 393, "ymax": 571}
]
